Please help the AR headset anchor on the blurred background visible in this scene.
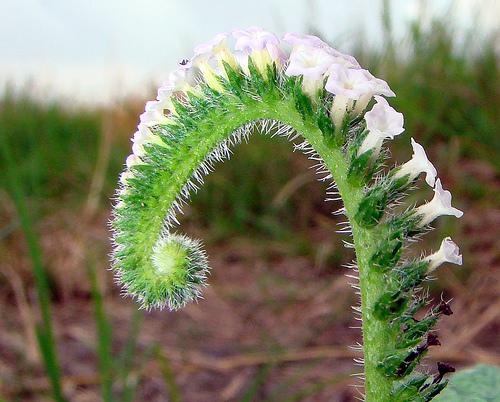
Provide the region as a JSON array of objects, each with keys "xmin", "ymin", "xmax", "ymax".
[{"xmin": 1, "ymin": 0, "xmax": 499, "ymax": 400}]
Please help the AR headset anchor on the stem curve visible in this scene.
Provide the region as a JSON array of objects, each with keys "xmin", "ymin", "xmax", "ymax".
[{"xmin": 111, "ymin": 29, "xmax": 463, "ymax": 401}]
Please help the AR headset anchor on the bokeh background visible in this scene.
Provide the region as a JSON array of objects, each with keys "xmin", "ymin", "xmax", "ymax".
[{"xmin": 1, "ymin": 0, "xmax": 499, "ymax": 400}]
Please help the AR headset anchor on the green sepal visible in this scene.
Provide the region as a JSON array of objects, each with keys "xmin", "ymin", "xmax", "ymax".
[
  {"xmin": 170, "ymin": 98, "xmax": 200, "ymax": 132},
  {"xmin": 316, "ymin": 97, "xmax": 335, "ymax": 143},
  {"xmin": 349, "ymin": 107, "xmax": 368, "ymax": 127},
  {"xmin": 291, "ymin": 77, "xmax": 314, "ymax": 120},
  {"xmin": 370, "ymin": 239, "xmax": 403, "ymax": 272},
  {"xmin": 373, "ymin": 290, "xmax": 410, "ymax": 321},
  {"xmin": 347, "ymin": 149, "xmax": 372, "ymax": 184},
  {"xmin": 265, "ymin": 63, "xmax": 279, "ymax": 98},
  {"xmin": 379, "ymin": 349, "xmax": 413, "ymax": 378},
  {"xmin": 382, "ymin": 211, "xmax": 423, "ymax": 241},
  {"xmin": 380, "ymin": 346, "xmax": 429, "ymax": 379},
  {"xmin": 395, "ymin": 317, "xmax": 439, "ymax": 349},
  {"xmin": 386, "ymin": 172, "xmax": 413, "ymax": 203},
  {"xmin": 347, "ymin": 146, "xmax": 385, "ymax": 186},
  {"xmin": 391, "ymin": 373, "xmax": 430, "ymax": 401},
  {"xmin": 395, "ymin": 260, "xmax": 430, "ymax": 293},
  {"xmin": 355, "ymin": 186, "xmax": 389, "ymax": 228},
  {"xmin": 392, "ymin": 297, "xmax": 428, "ymax": 329},
  {"xmin": 221, "ymin": 60, "xmax": 245, "ymax": 97},
  {"xmin": 394, "ymin": 300, "xmax": 453, "ymax": 350},
  {"xmin": 396, "ymin": 349, "xmax": 428, "ymax": 378},
  {"xmin": 391, "ymin": 375, "xmax": 448, "ymax": 402},
  {"xmin": 426, "ymin": 381, "xmax": 449, "ymax": 401},
  {"xmin": 247, "ymin": 56, "xmax": 268, "ymax": 96},
  {"xmin": 335, "ymin": 109, "xmax": 352, "ymax": 146}
]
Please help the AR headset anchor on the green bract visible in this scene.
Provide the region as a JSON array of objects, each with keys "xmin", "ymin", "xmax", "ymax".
[{"xmin": 111, "ymin": 28, "xmax": 464, "ymax": 401}]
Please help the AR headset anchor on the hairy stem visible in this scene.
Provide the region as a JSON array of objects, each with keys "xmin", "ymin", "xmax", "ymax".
[
  {"xmin": 250, "ymin": 101, "xmax": 394, "ymax": 400},
  {"xmin": 113, "ymin": 29, "xmax": 462, "ymax": 401},
  {"xmin": 308, "ymin": 132, "xmax": 395, "ymax": 401}
]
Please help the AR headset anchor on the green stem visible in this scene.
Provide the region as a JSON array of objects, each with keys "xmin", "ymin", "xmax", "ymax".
[
  {"xmin": 116, "ymin": 91, "xmax": 395, "ymax": 400},
  {"xmin": 250, "ymin": 101, "xmax": 395, "ymax": 400},
  {"xmin": 351, "ymin": 223, "xmax": 395, "ymax": 400}
]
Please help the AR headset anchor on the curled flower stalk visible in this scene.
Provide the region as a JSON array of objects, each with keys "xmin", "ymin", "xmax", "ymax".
[{"xmin": 110, "ymin": 27, "xmax": 463, "ymax": 401}]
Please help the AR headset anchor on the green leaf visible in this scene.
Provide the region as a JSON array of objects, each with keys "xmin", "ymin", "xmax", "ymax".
[{"xmin": 434, "ymin": 364, "xmax": 500, "ymax": 401}]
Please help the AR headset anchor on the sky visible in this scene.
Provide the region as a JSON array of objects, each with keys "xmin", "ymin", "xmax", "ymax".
[{"xmin": 1, "ymin": 0, "xmax": 498, "ymax": 105}]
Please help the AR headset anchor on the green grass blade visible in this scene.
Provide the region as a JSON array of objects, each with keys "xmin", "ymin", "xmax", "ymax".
[
  {"xmin": 0, "ymin": 128, "xmax": 65, "ymax": 401},
  {"xmin": 87, "ymin": 263, "xmax": 113, "ymax": 402},
  {"xmin": 154, "ymin": 345, "xmax": 181, "ymax": 402},
  {"xmin": 239, "ymin": 363, "xmax": 271, "ymax": 402},
  {"xmin": 118, "ymin": 308, "xmax": 142, "ymax": 402},
  {"xmin": 35, "ymin": 324, "xmax": 65, "ymax": 402}
]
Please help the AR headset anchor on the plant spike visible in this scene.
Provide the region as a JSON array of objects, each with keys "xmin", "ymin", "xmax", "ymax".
[{"xmin": 110, "ymin": 27, "xmax": 464, "ymax": 401}]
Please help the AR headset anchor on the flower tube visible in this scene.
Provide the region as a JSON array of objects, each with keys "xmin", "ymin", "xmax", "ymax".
[
  {"xmin": 415, "ymin": 179, "xmax": 464, "ymax": 226},
  {"xmin": 426, "ymin": 237, "xmax": 463, "ymax": 273}
]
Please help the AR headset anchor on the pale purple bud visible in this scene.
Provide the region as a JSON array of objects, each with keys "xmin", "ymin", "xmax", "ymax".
[
  {"xmin": 395, "ymin": 138, "xmax": 438, "ymax": 187},
  {"xmin": 426, "ymin": 237, "xmax": 463, "ymax": 273},
  {"xmin": 193, "ymin": 32, "xmax": 230, "ymax": 55},
  {"xmin": 415, "ymin": 179, "xmax": 464, "ymax": 226}
]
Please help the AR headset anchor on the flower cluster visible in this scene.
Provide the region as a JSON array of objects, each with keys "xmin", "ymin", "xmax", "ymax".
[
  {"xmin": 113, "ymin": 27, "xmax": 464, "ymax": 400},
  {"xmin": 121, "ymin": 25, "xmax": 465, "ymax": 306},
  {"xmin": 128, "ymin": 27, "xmax": 401, "ymax": 167}
]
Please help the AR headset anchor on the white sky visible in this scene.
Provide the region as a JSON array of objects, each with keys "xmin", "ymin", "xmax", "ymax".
[{"xmin": 1, "ymin": 0, "xmax": 498, "ymax": 105}]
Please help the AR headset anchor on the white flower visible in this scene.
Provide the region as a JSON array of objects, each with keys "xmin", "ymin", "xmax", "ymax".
[
  {"xmin": 131, "ymin": 124, "xmax": 165, "ymax": 156},
  {"xmin": 283, "ymin": 32, "xmax": 360, "ymax": 68},
  {"xmin": 119, "ymin": 170, "xmax": 134, "ymax": 185},
  {"xmin": 414, "ymin": 179, "xmax": 464, "ymax": 226},
  {"xmin": 231, "ymin": 27, "xmax": 281, "ymax": 76},
  {"xmin": 395, "ymin": 138, "xmax": 437, "ymax": 187},
  {"xmin": 325, "ymin": 48, "xmax": 361, "ymax": 69},
  {"xmin": 352, "ymin": 71, "xmax": 395, "ymax": 114},
  {"xmin": 285, "ymin": 47, "xmax": 335, "ymax": 80},
  {"xmin": 233, "ymin": 50, "xmax": 250, "ymax": 74},
  {"xmin": 426, "ymin": 237, "xmax": 463, "ymax": 273},
  {"xmin": 193, "ymin": 32, "xmax": 238, "ymax": 73},
  {"xmin": 325, "ymin": 63, "xmax": 374, "ymax": 100},
  {"xmin": 282, "ymin": 32, "xmax": 330, "ymax": 51},
  {"xmin": 139, "ymin": 99, "xmax": 173, "ymax": 126},
  {"xmin": 232, "ymin": 26, "xmax": 279, "ymax": 52},
  {"xmin": 161, "ymin": 67, "xmax": 195, "ymax": 93},
  {"xmin": 361, "ymin": 70, "xmax": 395, "ymax": 97},
  {"xmin": 358, "ymin": 96, "xmax": 404, "ymax": 156},
  {"xmin": 125, "ymin": 154, "xmax": 143, "ymax": 168}
]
